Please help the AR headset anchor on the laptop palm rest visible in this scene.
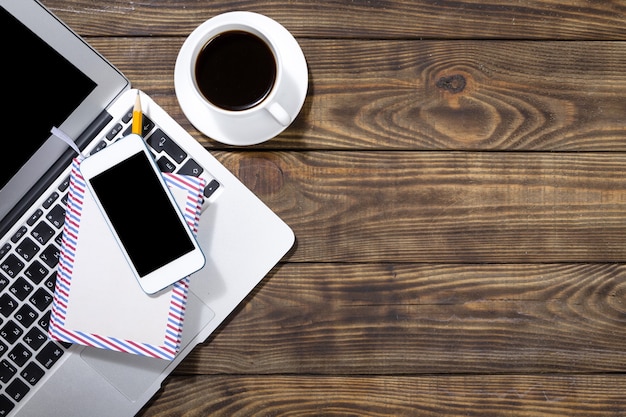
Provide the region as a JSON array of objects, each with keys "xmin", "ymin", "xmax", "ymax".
[{"xmin": 80, "ymin": 292, "xmax": 216, "ymax": 401}]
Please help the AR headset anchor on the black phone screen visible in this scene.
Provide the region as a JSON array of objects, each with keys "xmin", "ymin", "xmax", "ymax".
[{"xmin": 89, "ymin": 151, "xmax": 195, "ymax": 277}]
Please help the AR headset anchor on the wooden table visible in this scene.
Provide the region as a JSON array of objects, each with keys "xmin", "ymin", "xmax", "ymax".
[{"xmin": 42, "ymin": 1, "xmax": 626, "ymax": 415}]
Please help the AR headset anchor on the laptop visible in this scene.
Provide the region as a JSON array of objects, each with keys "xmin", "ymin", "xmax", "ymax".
[{"xmin": 0, "ymin": 0, "xmax": 295, "ymax": 415}]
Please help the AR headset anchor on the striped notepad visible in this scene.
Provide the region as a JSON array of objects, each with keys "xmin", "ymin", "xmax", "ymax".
[{"xmin": 49, "ymin": 159, "xmax": 205, "ymax": 360}]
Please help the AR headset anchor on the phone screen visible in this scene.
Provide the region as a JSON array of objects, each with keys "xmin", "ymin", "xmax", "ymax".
[{"xmin": 89, "ymin": 151, "xmax": 195, "ymax": 277}]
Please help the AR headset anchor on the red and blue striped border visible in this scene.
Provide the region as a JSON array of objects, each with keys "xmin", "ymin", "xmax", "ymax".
[{"xmin": 49, "ymin": 158, "xmax": 205, "ymax": 360}]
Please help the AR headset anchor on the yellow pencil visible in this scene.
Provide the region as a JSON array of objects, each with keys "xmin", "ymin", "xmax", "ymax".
[{"xmin": 131, "ymin": 92, "xmax": 143, "ymax": 135}]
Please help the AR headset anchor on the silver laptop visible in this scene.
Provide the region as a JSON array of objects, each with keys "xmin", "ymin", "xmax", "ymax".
[{"xmin": 0, "ymin": 0, "xmax": 295, "ymax": 415}]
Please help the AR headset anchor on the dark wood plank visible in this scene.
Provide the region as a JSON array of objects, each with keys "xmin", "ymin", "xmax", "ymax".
[
  {"xmin": 42, "ymin": 0, "xmax": 626, "ymax": 40},
  {"xmin": 294, "ymin": 40, "xmax": 626, "ymax": 151},
  {"xmin": 177, "ymin": 263, "xmax": 626, "ymax": 375},
  {"xmin": 213, "ymin": 151, "xmax": 626, "ymax": 263},
  {"xmin": 138, "ymin": 374, "xmax": 626, "ymax": 416},
  {"xmin": 86, "ymin": 38, "xmax": 626, "ymax": 151}
]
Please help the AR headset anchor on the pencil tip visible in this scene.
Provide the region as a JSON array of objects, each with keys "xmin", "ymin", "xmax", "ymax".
[{"xmin": 134, "ymin": 91, "xmax": 141, "ymax": 109}]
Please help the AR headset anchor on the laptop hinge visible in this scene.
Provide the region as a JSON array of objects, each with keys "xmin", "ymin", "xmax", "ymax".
[{"xmin": 0, "ymin": 110, "xmax": 113, "ymax": 238}]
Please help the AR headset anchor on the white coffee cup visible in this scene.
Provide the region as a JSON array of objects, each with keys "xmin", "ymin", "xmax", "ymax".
[{"xmin": 175, "ymin": 12, "xmax": 308, "ymax": 146}]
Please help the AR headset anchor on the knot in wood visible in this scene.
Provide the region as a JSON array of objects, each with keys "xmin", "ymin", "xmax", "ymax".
[
  {"xmin": 237, "ymin": 156, "xmax": 284, "ymax": 196},
  {"xmin": 436, "ymin": 74, "xmax": 466, "ymax": 94}
]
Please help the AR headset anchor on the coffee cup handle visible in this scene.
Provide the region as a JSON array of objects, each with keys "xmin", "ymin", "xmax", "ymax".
[{"xmin": 266, "ymin": 101, "xmax": 291, "ymax": 127}]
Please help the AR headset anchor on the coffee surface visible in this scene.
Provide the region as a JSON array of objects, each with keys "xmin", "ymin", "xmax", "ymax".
[{"xmin": 195, "ymin": 30, "xmax": 277, "ymax": 111}]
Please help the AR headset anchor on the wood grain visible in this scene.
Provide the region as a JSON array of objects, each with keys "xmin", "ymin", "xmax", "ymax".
[
  {"xmin": 176, "ymin": 263, "xmax": 626, "ymax": 375},
  {"xmin": 86, "ymin": 38, "xmax": 626, "ymax": 151},
  {"xmin": 139, "ymin": 375, "xmax": 626, "ymax": 416},
  {"xmin": 42, "ymin": 0, "xmax": 626, "ymax": 40},
  {"xmin": 213, "ymin": 151, "xmax": 626, "ymax": 263}
]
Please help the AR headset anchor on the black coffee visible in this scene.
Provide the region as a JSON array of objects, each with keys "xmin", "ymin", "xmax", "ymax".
[{"xmin": 195, "ymin": 30, "xmax": 277, "ymax": 111}]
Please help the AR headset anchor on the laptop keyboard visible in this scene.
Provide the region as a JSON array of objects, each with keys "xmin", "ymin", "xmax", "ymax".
[{"xmin": 0, "ymin": 107, "xmax": 219, "ymax": 415}]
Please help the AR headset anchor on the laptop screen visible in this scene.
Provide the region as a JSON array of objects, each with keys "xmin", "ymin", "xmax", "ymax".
[
  {"xmin": 0, "ymin": 0, "xmax": 129, "ymax": 231},
  {"xmin": 1, "ymin": 6, "xmax": 97, "ymax": 189}
]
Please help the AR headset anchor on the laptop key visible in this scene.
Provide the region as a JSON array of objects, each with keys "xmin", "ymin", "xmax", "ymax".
[
  {"xmin": 0, "ymin": 359, "xmax": 16, "ymax": 383},
  {"xmin": 26, "ymin": 209, "xmax": 44, "ymax": 227},
  {"xmin": 123, "ymin": 114, "xmax": 154, "ymax": 137},
  {"xmin": 24, "ymin": 260, "xmax": 48, "ymax": 285},
  {"xmin": 16, "ymin": 237, "xmax": 39, "ymax": 262},
  {"xmin": 106, "ymin": 123, "xmax": 124, "ymax": 140},
  {"xmin": 43, "ymin": 274, "xmax": 57, "ymax": 293},
  {"xmin": 58, "ymin": 176, "xmax": 71, "ymax": 192},
  {"xmin": 0, "ymin": 394, "xmax": 15, "ymax": 415},
  {"xmin": 122, "ymin": 108, "xmax": 133, "ymax": 124},
  {"xmin": 90, "ymin": 141, "xmax": 107, "ymax": 155},
  {"xmin": 23, "ymin": 328, "xmax": 47, "ymax": 351},
  {"xmin": 179, "ymin": 159, "xmax": 204, "ymax": 177},
  {"xmin": 157, "ymin": 155, "xmax": 176, "ymax": 173},
  {"xmin": 36, "ymin": 341, "xmax": 65, "ymax": 369},
  {"xmin": 0, "ymin": 273, "xmax": 9, "ymax": 292},
  {"xmin": 8, "ymin": 343, "xmax": 32, "ymax": 367},
  {"xmin": 29, "ymin": 288, "xmax": 53, "ymax": 312},
  {"xmin": 10, "ymin": 227, "xmax": 27, "ymax": 244},
  {"xmin": 37, "ymin": 312, "xmax": 51, "ymax": 333},
  {"xmin": 1, "ymin": 254, "xmax": 24, "ymax": 278},
  {"xmin": 0, "ymin": 321, "xmax": 23, "ymax": 344},
  {"xmin": 55, "ymin": 232, "xmax": 63, "ymax": 247},
  {"xmin": 0, "ymin": 244, "xmax": 10, "ymax": 260},
  {"xmin": 31, "ymin": 222, "xmax": 55, "ymax": 245},
  {"xmin": 21, "ymin": 362, "xmax": 45, "ymax": 386},
  {"xmin": 5, "ymin": 378, "xmax": 29, "ymax": 402},
  {"xmin": 46, "ymin": 205, "xmax": 66, "ymax": 229},
  {"xmin": 39, "ymin": 244, "xmax": 60, "ymax": 269},
  {"xmin": 204, "ymin": 179, "xmax": 221, "ymax": 198},
  {"xmin": 0, "ymin": 294, "xmax": 18, "ymax": 318},
  {"xmin": 148, "ymin": 129, "xmax": 187, "ymax": 163},
  {"xmin": 42, "ymin": 192, "xmax": 59, "ymax": 210},
  {"xmin": 15, "ymin": 304, "xmax": 38, "ymax": 328},
  {"xmin": 9, "ymin": 277, "xmax": 33, "ymax": 301}
]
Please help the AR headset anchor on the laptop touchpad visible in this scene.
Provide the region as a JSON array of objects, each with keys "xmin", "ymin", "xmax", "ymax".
[
  {"xmin": 80, "ymin": 346, "xmax": 170, "ymax": 402},
  {"xmin": 80, "ymin": 291, "xmax": 215, "ymax": 401}
]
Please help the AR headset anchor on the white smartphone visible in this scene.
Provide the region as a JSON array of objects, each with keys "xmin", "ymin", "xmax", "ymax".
[{"xmin": 79, "ymin": 134, "xmax": 205, "ymax": 294}]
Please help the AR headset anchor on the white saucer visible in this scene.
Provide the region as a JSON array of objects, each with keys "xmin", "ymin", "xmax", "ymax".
[{"xmin": 174, "ymin": 12, "xmax": 308, "ymax": 146}]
